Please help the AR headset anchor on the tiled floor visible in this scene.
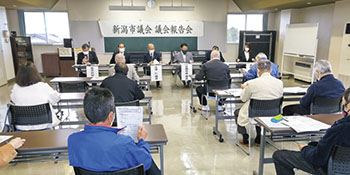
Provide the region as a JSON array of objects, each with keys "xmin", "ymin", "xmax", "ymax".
[{"xmin": 0, "ymin": 73, "xmax": 308, "ymax": 175}]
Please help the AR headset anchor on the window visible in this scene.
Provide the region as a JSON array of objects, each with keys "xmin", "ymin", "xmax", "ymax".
[
  {"xmin": 227, "ymin": 14, "xmax": 264, "ymax": 44},
  {"xmin": 24, "ymin": 12, "xmax": 70, "ymax": 45}
]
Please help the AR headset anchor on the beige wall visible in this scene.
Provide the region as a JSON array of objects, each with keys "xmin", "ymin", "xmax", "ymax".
[
  {"xmin": 0, "ymin": 7, "xmax": 15, "ymax": 81},
  {"xmin": 6, "ymin": 0, "xmax": 244, "ymax": 72}
]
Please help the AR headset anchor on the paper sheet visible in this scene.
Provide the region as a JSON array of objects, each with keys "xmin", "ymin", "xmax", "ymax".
[
  {"xmin": 224, "ymin": 89, "xmax": 242, "ymax": 97},
  {"xmin": 258, "ymin": 117, "xmax": 290, "ymax": 129},
  {"xmin": 90, "ymin": 76, "xmax": 107, "ymax": 81},
  {"xmin": 116, "ymin": 107, "xmax": 143, "ymax": 142},
  {"xmin": 181, "ymin": 63, "xmax": 193, "ymax": 81},
  {"xmin": 282, "ymin": 116, "xmax": 331, "ymax": 133},
  {"xmin": 0, "ymin": 135, "xmax": 13, "ymax": 144},
  {"xmin": 86, "ymin": 66, "xmax": 99, "ymax": 78},
  {"xmin": 151, "ymin": 65, "xmax": 162, "ymax": 82},
  {"xmin": 283, "ymin": 87, "xmax": 308, "ymax": 94}
]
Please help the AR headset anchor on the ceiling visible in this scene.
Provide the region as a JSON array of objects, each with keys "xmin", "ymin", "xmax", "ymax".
[
  {"xmin": 232, "ymin": 0, "xmax": 341, "ymax": 12},
  {"xmin": 0, "ymin": 0, "xmax": 59, "ymax": 10}
]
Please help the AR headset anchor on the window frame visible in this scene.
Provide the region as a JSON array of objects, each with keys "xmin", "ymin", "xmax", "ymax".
[
  {"xmin": 226, "ymin": 13, "xmax": 268, "ymax": 44},
  {"xmin": 22, "ymin": 10, "xmax": 70, "ymax": 46}
]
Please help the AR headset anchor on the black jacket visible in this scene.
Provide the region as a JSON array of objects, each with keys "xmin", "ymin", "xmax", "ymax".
[
  {"xmin": 301, "ymin": 116, "xmax": 350, "ymax": 170},
  {"xmin": 144, "ymin": 51, "xmax": 162, "ymax": 63},
  {"xmin": 195, "ymin": 59, "xmax": 230, "ymax": 81},
  {"xmin": 100, "ymin": 73, "xmax": 145, "ymax": 103},
  {"xmin": 77, "ymin": 51, "xmax": 99, "ymax": 64},
  {"xmin": 110, "ymin": 51, "xmax": 131, "ymax": 64},
  {"xmin": 238, "ymin": 50, "xmax": 254, "ymax": 62},
  {"xmin": 204, "ymin": 51, "xmax": 225, "ymax": 63}
]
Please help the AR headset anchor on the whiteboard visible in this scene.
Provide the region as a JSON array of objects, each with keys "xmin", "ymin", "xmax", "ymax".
[{"xmin": 283, "ymin": 23, "xmax": 319, "ymax": 56}]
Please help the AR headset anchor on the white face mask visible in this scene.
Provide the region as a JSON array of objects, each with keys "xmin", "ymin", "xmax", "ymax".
[
  {"xmin": 119, "ymin": 48, "xmax": 125, "ymax": 53},
  {"xmin": 149, "ymin": 49, "xmax": 155, "ymax": 53},
  {"xmin": 245, "ymin": 48, "xmax": 249, "ymax": 52},
  {"xmin": 83, "ymin": 51, "xmax": 89, "ymax": 55},
  {"xmin": 110, "ymin": 115, "xmax": 115, "ymax": 126}
]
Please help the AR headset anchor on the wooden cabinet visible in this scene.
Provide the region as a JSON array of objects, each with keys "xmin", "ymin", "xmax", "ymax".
[
  {"xmin": 41, "ymin": 53, "xmax": 60, "ymax": 77},
  {"xmin": 10, "ymin": 36, "xmax": 33, "ymax": 75},
  {"xmin": 59, "ymin": 60, "xmax": 77, "ymax": 77}
]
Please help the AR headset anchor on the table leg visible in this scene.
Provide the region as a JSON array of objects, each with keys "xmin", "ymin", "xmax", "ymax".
[
  {"xmin": 160, "ymin": 145, "xmax": 164, "ymax": 175},
  {"xmin": 258, "ymin": 126, "xmax": 267, "ymax": 175},
  {"xmin": 148, "ymin": 99, "xmax": 152, "ymax": 124}
]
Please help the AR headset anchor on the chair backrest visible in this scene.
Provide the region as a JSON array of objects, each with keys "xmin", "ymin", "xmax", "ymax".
[
  {"xmin": 74, "ymin": 164, "xmax": 145, "ymax": 175},
  {"xmin": 248, "ymin": 97, "xmax": 283, "ymax": 118},
  {"xmin": 310, "ymin": 96, "xmax": 342, "ymax": 115},
  {"xmin": 9, "ymin": 103, "xmax": 52, "ymax": 130},
  {"xmin": 206, "ymin": 79, "xmax": 231, "ymax": 92},
  {"xmin": 59, "ymin": 82, "xmax": 88, "ymax": 93},
  {"xmin": 328, "ymin": 145, "xmax": 350, "ymax": 175}
]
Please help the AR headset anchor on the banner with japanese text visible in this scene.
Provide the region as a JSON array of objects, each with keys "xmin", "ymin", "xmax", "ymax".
[
  {"xmin": 181, "ymin": 63, "xmax": 192, "ymax": 81},
  {"xmin": 151, "ymin": 65, "xmax": 162, "ymax": 82},
  {"xmin": 98, "ymin": 21, "xmax": 204, "ymax": 37}
]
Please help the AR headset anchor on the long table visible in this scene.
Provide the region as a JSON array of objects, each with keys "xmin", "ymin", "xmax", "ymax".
[
  {"xmin": 50, "ymin": 76, "xmax": 151, "ymax": 91},
  {"xmin": 72, "ymin": 62, "xmax": 252, "ymax": 74},
  {"xmin": 189, "ymin": 73, "xmax": 244, "ymax": 113},
  {"xmin": 1, "ymin": 124, "xmax": 168, "ymax": 175},
  {"xmin": 254, "ymin": 114, "xmax": 343, "ymax": 175},
  {"xmin": 212, "ymin": 88, "xmax": 307, "ymax": 143},
  {"xmin": 56, "ymin": 91, "xmax": 153, "ymax": 124}
]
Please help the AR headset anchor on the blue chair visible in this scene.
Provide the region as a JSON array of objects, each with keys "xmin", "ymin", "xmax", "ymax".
[
  {"xmin": 328, "ymin": 145, "xmax": 350, "ymax": 175},
  {"xmin": 310, "ymin": 96, "xmax": 342, "ymax": 115}
]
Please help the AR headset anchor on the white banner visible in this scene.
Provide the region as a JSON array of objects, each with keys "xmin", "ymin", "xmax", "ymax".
[
  {"xmin": 181, "ymin": 63, "xmax": 192, "ymax": 81},
  {"xmin": 86, "ymin": 66, "xmax": 99, "ymax": 78},
  {"xmin": 98, "ymin": 20, "xmax": 204, "ymax": 37},
  {"xmin": 151, "ymin": 65, "xmax": 162, "ymax": 82}
]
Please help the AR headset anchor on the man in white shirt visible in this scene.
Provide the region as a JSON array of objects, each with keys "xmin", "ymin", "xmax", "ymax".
[
  {"xmin": 235, "ymin": 60, "xmax": 283, "ymax": 145},
  {"xmin": 109, "ymin": 53, "xmax": 140, "ymax": 82}
]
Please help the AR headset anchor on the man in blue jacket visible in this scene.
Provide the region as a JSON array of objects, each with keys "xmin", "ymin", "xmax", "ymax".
[
  {"xmin": 242, "ymin": 52, "xmax": 279, "ymax": 80},
  {"xmin": 273, "ymin": 88, "xmax": 350, "ymax": 175},
  {"xmin": 283, "ymin": 60, "xmax": 345, "ymax": 115},
  {"xmin": 68, "ymin": 88, "xmax": 160, "ymax": 175}
]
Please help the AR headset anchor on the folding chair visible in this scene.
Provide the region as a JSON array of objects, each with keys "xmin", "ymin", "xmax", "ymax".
[
  {"xmin": 328, "ymin": 145, "xmax": 350, "ymax": 175},
  {"xmin": 236, "ymin": 97, "xmax": 283, "ymax": 155},
  {"xmin": 310, "ymin": 96, "xmax": 342, "ymax": 114},
  {"xmin": 7, "ymin": 103, "xmax": 53, "ymax": 131}
]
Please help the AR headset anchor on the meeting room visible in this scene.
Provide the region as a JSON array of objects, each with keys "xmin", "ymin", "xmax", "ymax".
[{"xmin": 1, "ymin": 0, "xmax": 350, "ymax": 174}]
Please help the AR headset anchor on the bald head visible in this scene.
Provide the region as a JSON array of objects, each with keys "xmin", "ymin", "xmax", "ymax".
[
  {"xmin": 210, "ymin": 50, "xmax": 220, "ymax": 60},
  {"xmin": 148, "ymin": 43, "xmax": 155, "ymax": 51},
  {"xmin": 114, "ymin": 53, "xmax": 126, "ymax": 63}
]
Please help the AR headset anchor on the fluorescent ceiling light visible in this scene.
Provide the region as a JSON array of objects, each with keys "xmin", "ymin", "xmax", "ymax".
[
  {"xmin": 159, "ymin": 6, "xmax": 195, "ymax": 11},
  {"xmin": 109, "ymin": 5, "xmax": 146, "ymax": 11}
]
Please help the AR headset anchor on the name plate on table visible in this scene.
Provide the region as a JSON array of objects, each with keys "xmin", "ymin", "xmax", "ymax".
[
  {"xmin": 181, "ymin": 63, "xmax": 192, "ymax": 81},
  {"xmin": 151, "ymin": 65, "xmax": 162, "ymax": 82},
  {"xmin": 116, "ymin": 107, "xmax": 143, "ymax": 142},
  {"xmin": 86, "ymin": 66, "xmax": 99, "ymax": 78}
]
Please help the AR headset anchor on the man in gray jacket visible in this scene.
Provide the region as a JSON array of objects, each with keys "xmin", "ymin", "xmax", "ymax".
[
  {"xmin": 173, "ymin": 43, "xmax": 194, "ymax": 87},
  {"xmin": 109, "ymin": 53, "xmax": 139, "ymax": 82}
]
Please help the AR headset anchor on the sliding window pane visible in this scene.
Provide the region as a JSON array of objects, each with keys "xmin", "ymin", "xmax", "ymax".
[
  {"xmin": 227, "ymin": 14, "xmax": 246, "ymax": 43},
  {"xmin": 246, "ymin": 14, "xmax": 263, "ymax": 31},
  {"xmin": 24, "ymin": 12, "xmax": 47, "ymax": 44},
  {"xmin": 45, "ymin": 12, "xmax": 70, "ymax": 44}
]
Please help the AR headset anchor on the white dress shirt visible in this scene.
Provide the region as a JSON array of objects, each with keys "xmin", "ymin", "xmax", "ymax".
[
  {"xmin": 244, "ymin": 52, "xmax": 249, "ymax": 61},
  {"xmin": 10, "ymin": 82, "xmax": 61, "ymax": 131}
]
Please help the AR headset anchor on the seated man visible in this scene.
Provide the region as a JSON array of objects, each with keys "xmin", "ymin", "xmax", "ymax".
[
  {"xmin": 283, "ymin": 60, "xmax": 345, "ymax": 116},
  {"xmin": 195, "ymin": 50, "xmax": 230, "ymax": 111},
  {"xmin": 68, "ymin": 88, "xmax": 160, "ymax": 175},
  {"xmin": 109, "ymin": 53, "xmax": 140, "ymax": 82},
  {"xmin": 204, "ymin": 45, "xmax": 225, "ymax": 63},
  {"xmin": 273, "ymin": 88, "xmax": 350, "ymax": 175},
  {"xmin": 235, "ymin": 60, "xmax": 283, "ymax": 145},
  {"xmin": 173, "ymin": 43, "xmax": 194, "ymax": 87},
  {"xmin": 144, "ymin": 43, "xmax": 162, "ymax": 88},
  {"xmin": 77, "ymin": 43, "xmax": 99, "ymax": 77},
  {"xmin": 101, "ymin": 63, "xmax": 144, "ymax": 103},
  {"xmin": 242, "ymin": 52, "xmax": 279, "ymax": 80},
  {"xmin": 110, "ymin": 43, "xmax": 131, "ymax": 64}
]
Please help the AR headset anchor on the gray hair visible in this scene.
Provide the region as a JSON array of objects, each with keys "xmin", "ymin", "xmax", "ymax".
[
  {"xmin": 255, "ymin": 52, "xmax": 268, "ymax": 60},
  {"xmin": 115, "ymin": 53, "xmax": 125, "ymax": 63},
  {"xmin": 210, "ymin": 50, "xmax": 220, "ymax": 59},
  {"xmin": 314, "ymin": 60, "xmax": 332, "ymax": 74},
  {"xmin": 257, "ymin": 60, "xmax": 272, "ymax": 72}
]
